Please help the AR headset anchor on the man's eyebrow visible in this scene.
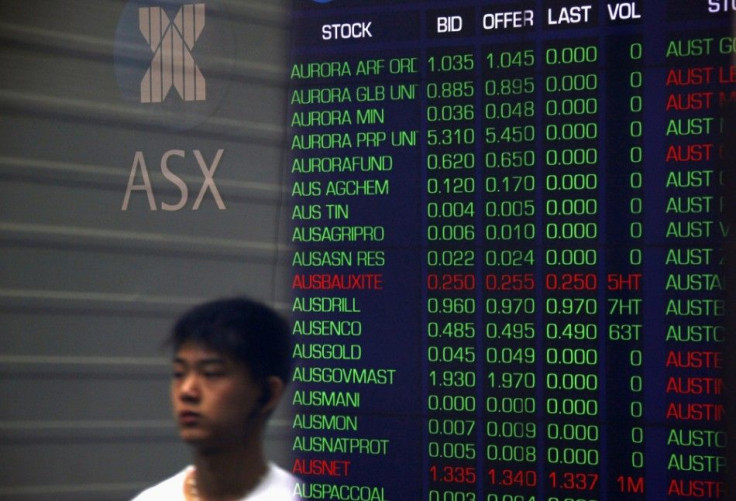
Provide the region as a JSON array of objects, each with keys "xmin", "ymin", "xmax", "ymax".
[
  {"xmin": 172, "ymin": 356, "xmax": 227, "ymax": 366},
  {"xmin": 198, "ymin": 358, "xmax": 227, "ymax": 367}
]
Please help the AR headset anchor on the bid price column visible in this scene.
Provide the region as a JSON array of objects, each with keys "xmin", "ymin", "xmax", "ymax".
[
  {"xmin": 423, "ymin": 47, "xmax": 480, "ymax": 499},
  {"xmin": 541, "ymin": 37, "xmax": 602, "ymax": 501},
  {"xmin": 480, "ymin": 41, "xmax": 539, "ymax": 500}
]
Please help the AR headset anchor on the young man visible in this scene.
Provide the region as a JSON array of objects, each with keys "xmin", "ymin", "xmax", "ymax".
[{"xmin": 132, "ymin": 297, "xmax": 299, "ymax": 500}]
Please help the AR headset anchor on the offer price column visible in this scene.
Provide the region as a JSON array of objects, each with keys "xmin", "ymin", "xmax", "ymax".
[{"xmin": 481, "ymin": 40, "xmax": 539, "ymax": 499}]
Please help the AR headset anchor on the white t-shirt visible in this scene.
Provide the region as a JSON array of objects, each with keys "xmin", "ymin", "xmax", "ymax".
[{"xmin": 131, "ymin": 462, "xmax": 298, "ymax": 500}]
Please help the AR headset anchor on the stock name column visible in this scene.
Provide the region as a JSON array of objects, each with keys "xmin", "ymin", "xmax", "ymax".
[
  {"xmin": 288, "ymin": 8, "xmax": 423, "ymax": 500},
  {"xmin": 423, "ymin": 8, "xmax": 481, "ymax": 500},
  {"xmin": 541, "ymin": 3, "xmax": 602, "ymax": 500},
  {"xmin": 660, "ymin": 3, "xmax": 730, "ymax": 497}
]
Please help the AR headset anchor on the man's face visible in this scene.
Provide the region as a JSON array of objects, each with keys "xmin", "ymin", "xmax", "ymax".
[{"xmin": 171, "ymin": 341, "xmax": 264, "ymax": 448}]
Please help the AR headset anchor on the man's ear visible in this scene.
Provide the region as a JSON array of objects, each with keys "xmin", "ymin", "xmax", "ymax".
[{"xmin": 259, "ymin": 376, "xmax": 285, "ymax": 414}]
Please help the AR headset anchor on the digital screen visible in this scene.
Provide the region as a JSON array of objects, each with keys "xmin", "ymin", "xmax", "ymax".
[{"xmin": 285, "ymin": 1, "xmax": 733, "ymax": 499}]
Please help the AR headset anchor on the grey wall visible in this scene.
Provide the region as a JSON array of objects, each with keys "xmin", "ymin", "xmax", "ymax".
[{"xmin": 0, "ymin": 0, "xmax": 293, "ymax": 498}]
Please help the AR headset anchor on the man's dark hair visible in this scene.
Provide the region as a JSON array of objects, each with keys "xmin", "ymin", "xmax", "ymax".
[{"xmin": 168, "ymin": 297, "xmax": 292, "ymax": 384}]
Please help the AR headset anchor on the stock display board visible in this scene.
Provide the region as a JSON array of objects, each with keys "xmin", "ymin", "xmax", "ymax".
[{"xmin": 285, "ymin": 1, "xmax": 733, "ymax": 500}]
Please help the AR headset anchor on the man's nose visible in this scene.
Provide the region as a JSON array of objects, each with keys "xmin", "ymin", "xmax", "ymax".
[{"xmin": 179, "ymin": 374, "xmax": 201, "ymax": 401}]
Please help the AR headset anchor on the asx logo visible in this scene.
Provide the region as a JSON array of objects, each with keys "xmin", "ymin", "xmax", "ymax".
[
  {"xmin": 139, "ymin": 4, "xmax": 206, "ymax": 103},
  {"xmin": 114, "ymin": 0, "xmax": 232, "ymax": 129}
]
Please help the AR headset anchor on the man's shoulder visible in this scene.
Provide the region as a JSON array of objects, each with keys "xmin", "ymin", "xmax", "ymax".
[
  {"xmin": 129, "ymin": 463, "xmax": 300, "ymax": 501},
  {"xmin": 130, "ymin": 466, "xmax": 190, "ymax": 501},
  {"xmin": 248, "ymin": 462, "xmax": 300, "ymax": 500}
]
